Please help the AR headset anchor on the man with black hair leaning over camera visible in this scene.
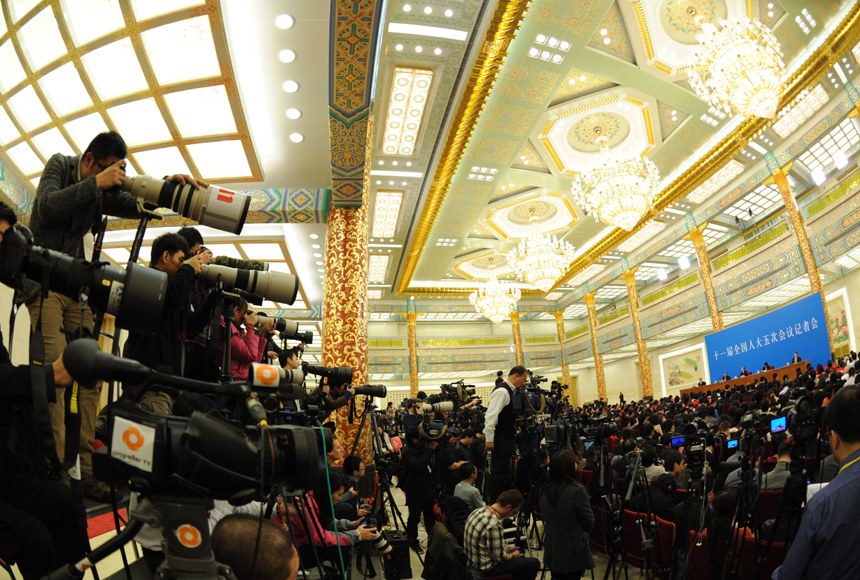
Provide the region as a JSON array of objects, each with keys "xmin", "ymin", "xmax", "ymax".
[
  {"xmin": 306, "ymin": 377, "xmax": 355, "ymax": 422},
  {"xmin": 484, "ymin": 365, "xmax": 528, "ymax": 501},
  {"xmin": 401, "ymin": 426, "xmax": 439, "ymax": 554},
  {"xmin": 123, "ymin": 232, "xmax": 213, "ymax": 402},
  {"xmin": 773, "ymin": 385, "xmax": 860, "ymax": 580},
  {"xmin": 23, "ymin": 130, "xmax": 205, "ymax": 502}
]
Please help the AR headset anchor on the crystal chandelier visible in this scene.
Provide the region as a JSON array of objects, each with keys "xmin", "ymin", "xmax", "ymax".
[
  {"xmin": 469, "ymin": 257, "xmax": 521, "ymax": 324},
  {"xmin": 687, "ymin": 8, "xmax": 785, "ymax": 119},
  {"xmin": 508, "ymin": 207, "xmax": 576, "ymax": 292},
  {"xmin": 571, "ymin": 128, "xmax": 660, "ymax": 231}
]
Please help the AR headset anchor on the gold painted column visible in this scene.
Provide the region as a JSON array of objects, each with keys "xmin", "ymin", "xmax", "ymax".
[
  {"xmin": 552, "ymin": 311, "xmax": 576, "ymax": 407},
  {"xmin": 689, "ymin": 227, "xmax": 724, "ymax": 332},
  {"xmin": 623, "ymin": 269, "xmax": 653, "ymax": 399},
  {"xmin": 322, "ymin": 116, "xmax": 372, "ymax": 464},
  {"xmin": 406, "ymin": 299, "xmax": 419, "ymax": 397},
  {"xmin": 511, "ymin": 310, "xmax": 524, "ymax": 367},
  {"xmin": 585, "ymin": 293, "xmax": 607, "ymax": 403},
  {"xmin": 764, "ymin": 152, "xmax": 833, "ymax": 354}
]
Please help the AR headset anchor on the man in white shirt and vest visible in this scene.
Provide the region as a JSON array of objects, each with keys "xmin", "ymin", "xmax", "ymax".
[{"xmin": 483, "ymin": 365, "xmax": 528, "ymax": 501}]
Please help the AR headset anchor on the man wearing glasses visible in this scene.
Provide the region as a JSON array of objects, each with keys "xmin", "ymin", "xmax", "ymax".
[{"xmin": 21, "ymin": 130, "xmax": 205, "ymax": 503}]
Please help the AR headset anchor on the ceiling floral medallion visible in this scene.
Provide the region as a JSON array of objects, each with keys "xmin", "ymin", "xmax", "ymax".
[
  {"xmin": 510, "ymin": 201, "xmax": 553, "ymax": 222},
  {"xmin": 571, "ymin": 113, "xmax": 622, "ymax": 146},
  {"xmin": 473, "ymin": 254, "xmax": 509, "ymax": 269},
  {"xmin": 662, "ymin": 0, "xmax": 719, "ymax": 38}
]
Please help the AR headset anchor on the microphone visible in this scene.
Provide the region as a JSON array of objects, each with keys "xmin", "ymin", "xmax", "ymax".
[{"xmin": 63, "ymin": 338, "xmax": 152, "ymax": 384}]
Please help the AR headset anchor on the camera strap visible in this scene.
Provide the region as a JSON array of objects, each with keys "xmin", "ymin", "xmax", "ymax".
[{"xmin": 30, "ymin": 269, "xmax": 64, "ymax": 479}]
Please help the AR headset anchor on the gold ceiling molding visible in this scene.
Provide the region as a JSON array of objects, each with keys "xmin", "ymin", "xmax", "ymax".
[
  {"xmin": 396, "ymin": 0, "xmax": 530, "ymax": 294},
  {"xmin": 542, "ymin": 137, "xmax": 565, "ymax": 171},
  {"xmin": 625, "ymin": 96, "xmax": 645, "ymax": 106},
  {"xmin": 632, "ymin": 2, "xmax": 654, "ymax": 61},
  {"xmin": 746, "ymin": 0, "xmax": 754, "ymax": 19},
  {"xmin": 549, "ymin": 0, "xmax": 860, "ymax": 292},
  {"xmin": 407, "ymin": 287, "xmax": 544, "ymax": 298},
  {"xmin": 558, "ymin": 96, "xmax": 620, "ymax": 119},
  {"xmin": 761, "ymin": 160, "xmax": 794, "ymax": 185},
  {"xmin": 498, "ymin": 191, "xmax": 542, "ymax": 209},
  {"xmin": 640, "ymin": 146, "xmax": 653, "ymax": 157},
  {"xmin": 652, "ymin": 61, "xmax": 673, "ymax": 74},
  {"xmin": 644, "ymin": 108, "xmax": 654, "ymax": 145},
  {"xmin": 564, "ymin": 170, "xmax": 580, "ymax": 177},
  {"xmin": 541, "ymin": 120, "xmax": 555, "ymax": 136}
]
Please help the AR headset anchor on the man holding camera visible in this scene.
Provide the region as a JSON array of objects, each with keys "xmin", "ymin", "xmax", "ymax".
[
  {"xmin": 24, "ymin": 131, "xmax": 204, "ymax": 501},
  {"xmin": 401, "ymin": 426, "xmax": 439, "ymax": 553},
  {"xmin": 307, "ymin": 378, "xmax": 355, "ymax": 421},
  {"xmin": 484, "ymin": 365, "xmax": 528, "ymax": 501}
]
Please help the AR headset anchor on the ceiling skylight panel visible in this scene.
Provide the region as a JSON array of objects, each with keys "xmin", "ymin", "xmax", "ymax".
[
  {"xmin": 383, "ymin": 67, "xmax": 432, "ymax": 155},
  {"xmin": 241, "ymin": 243, "xmax": 284, "ymax": 261},
  {"xmin": 17, "ymin": 8, "xmax": 67, "ymax": 71},
  {"xmin": 7, "ymin": 85, "xmax": 51, "ymax": 132},
  {"xmin": 164, "ymin": 86, "xmax": 237, "ymax": 137},
  {"xmin": 63, "ymin": 113, "xmax": 110, "ymax": 150},
  {"xmin": 129, "ymin": 0, "xmax": 206, "ymax": 21},
  {"xmin": 132, "ymin": 147, "xmax": 190, "ymax": 177},
  {"xmin": 372, "ymin": 190, "xmax": 403, "ymax": 238},
  {"xmin": 617, "ymin": 220, "xmax": 667, "ymax": 252},
  {"xmin": 141, "ymin": 17, "xmax": 221, "ymax": 85},
  {"xmin": 61, "ymin": 0, "xmax": 126, "ymax": 46},
  {"xmin": 37, "ymin": 63, "xmax": 92, "ymax": 117},
  {"xmin": 0, "ymin": 41, "xmax": 27, "ymax": 92},
  {"xmin": 0, "ymin": 109, "xmax": 20, "ymax": 144},
  {"xmin": 6, "ymin": 142, "xmax": 42, "ymax": 174},
  {"xmin": 187, "ymin": 141, "xmax": 251, "ymax": 179},
  {"xmin": 369, "ymin": 255, "xmax": 390, "ymax": 283},
  {"xmin": 9, "ymin": 0, "xmax": 40, "ymax": 22},
  {"xmin": 108, "ymin": 99, "xmax": 172, "ymax": 146},
  {"xmin": 31, "ymin": 128, "xmax": 75, "ymax": 159},
  {"xmin": 81, "ymin": 38, "xmax": 149, "ymax": 101}
]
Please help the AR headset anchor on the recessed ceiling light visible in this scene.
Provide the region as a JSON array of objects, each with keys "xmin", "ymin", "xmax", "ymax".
[
  {"xmin": 403, "ymin": 4, "xmax": 411, "ymax": 11},
  {"xmin": 395, "ymin": 44, "xmax": 403, "ymax": 51},
  {"xmin": 445, "ymin": 9, "xmax": 453, "ymax": 17},
  {"xmin": 376, "ymin": 180, "xmax": 381, "ymax": 184},
  {"xmin": 310, "ymin": 234, "xmax": 319, "ymax": 239},
  {"xmin": 312, "ymin": 244, "xmax": 321, "ymax": 249},
  {"xmin": 402, "ymin": 181, "xmax": 407, "ymax": 185},
  {"xmin": 434, "ymin": 48, "xmax": 442, "ymax": 55},
  {"xmin": 424, "ymin": 6, "xmax": 432, "ymax": 14},
  {"xmin": 315, "ymin": 261, "xmax": 323, "ymax": 265},
  {"xmin": 286, "ymin": 108, "xmax": 301, "ymax": 119},
  {"xmin": 392, "ymin": 161, "xmax": 398, "ymax": 165},
  {"xmin": 275, "ymin": 14, "xmax": 294, "ymax": 29},
  {"xmin": 282, "ymin": 80, "xmax": 299, "ymax": 93},
  {"xmin": 415, "ymin": 46, "xmax": 423, "ymax": 53},
  {"xmin": 317, "ymin": 268, "xmax": 323, "ymax": 272},
  {"xmin": 314, "ymin": 253, "xmax": 322, "ymax": 257},
  {"xmin": 569, "ymin": 78, "xmax": 575, "ymax": 84},
  {"xmin": 579, "ymin": 75, "xmax": 586, "ymax": 81},
  {"xmin": 406, "ymin": 162, "xmax": 412, "ymax": 166},
  {"xmin": 289, "ymin": 132, "xmax": 303, "ymax": 143},
  {"xmin": 278, "ymin": 49, "xmax": 296, "ymax": 63}
]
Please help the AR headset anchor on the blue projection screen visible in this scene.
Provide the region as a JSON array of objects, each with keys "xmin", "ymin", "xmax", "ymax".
[{"xmin": 704, "ymin": 293, "xmax": 830, "ymax": 381}]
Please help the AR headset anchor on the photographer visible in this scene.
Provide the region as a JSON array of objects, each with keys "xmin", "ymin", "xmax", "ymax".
[
  {"xmin": 485, "ymin": 365, "xmax": 528, "ymax": 501},
  {"xmin": 0, "ymin": 336, "xmax": 87, "ymax": 580},
  {"xmin": 177, "ymin": 226, "xmax": 220, "ymax": 382},
  {"xmin": 440, "ymin": 430, "xmax": 467, "ymax": 494},
  {"xmin": 223, "ymin": 299, "xmax": 274, "ymax": 381},
  {"xmin": 23, "ymin": 131, "xmax": 203, "ymax": 501},
  {"xmin": 456, "ymin": 428, "xmax": 476, "ymax": 463},
  {"xmin": 278, "ymin": 347, "xmax": 301, "ymax": 370},
  {"xmin": 401, "ymin": 426, "xmax": 439, "ymax": 553},
  {"xmin": 123, "ymin": 232, "xmax": 212, "ymax": 399},
  {"xmin": 307, "ymin": 377, "xmax": 355, "ymax": 422},
  {"xmin": 401, "ymin": 398, "xmax": 423, "ymax": 429}
]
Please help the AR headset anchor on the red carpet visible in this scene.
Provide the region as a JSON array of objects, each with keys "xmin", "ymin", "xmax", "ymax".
[{"xmin": 87, "ymin": 509, "xmax": 127, "ymax": 539}]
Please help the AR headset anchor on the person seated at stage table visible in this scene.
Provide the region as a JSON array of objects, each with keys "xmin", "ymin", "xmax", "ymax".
[
  {"xmin": 698, "ymin": 378, "xmax": 707, "ymax": 386},
  {"xmin": 762, "ymin": 362, "xmax": 770, "ymax": 372},
  {"xmin": 739, "ymin": 366, "xmax": 751, "ymax": 377},
  {"xmin": 791, "ymin": 352, "xmax": 802, "ymax": 364},
  {"xmin": 721, "ymin": 372, "xmax": 731, "ymax": 381}
]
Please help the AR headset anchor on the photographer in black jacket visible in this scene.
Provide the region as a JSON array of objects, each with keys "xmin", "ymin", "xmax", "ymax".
[{"xmin": 401, "ymin": 426, "xmax": 439, "ymax": 553}]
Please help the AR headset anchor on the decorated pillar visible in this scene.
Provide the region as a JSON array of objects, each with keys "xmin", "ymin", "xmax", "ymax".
[
  {"xmin": 406, "ymin": 298, "xmax": 419, "ymax": 397},
  {"xmin": 764, "ymin": 152, "xmax": 833, "ymax": 354},
  {"xmin": 584, "ymin": 293, "xmax": 607, "ymax": 403},
  {"xmin": 844, "ymin": 81, "xmax": 860, "ymax": 114},
  {"xmin": 623, "ymin": 269, "xmax": 654, "ymax": 399},
  {"xmin": 689, "ymin": 227, "xmax": 724, "ymax": 332},
  {"xmin": 552, "ymin": 311, "xmax": 576, "ymax": 407},
  {"xmin": 511, "ymin": 310, "xmax": 524, "ymax": 367},
  {"xmin": 322, "ymin": 115, "xmax": 372, "ymax": 463}
]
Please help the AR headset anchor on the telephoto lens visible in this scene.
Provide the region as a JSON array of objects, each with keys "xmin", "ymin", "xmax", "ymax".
[
  {"xmin": 199, "ymin": 264, "xmax": 299, "ymax": 305},
  {"xmin": 257, "ymin": 313, "xmax": 313, "ymax": 343},
  {"xmin": 121, "ymin": 175, "xmax": 251, "ymax": 235},
  {"xmin": 212, "ymin": 255, "xmax": 269, "ymax": 271},
  {"xmin": 368, "ymin": 519, "xmax": 392, "ymax": 554}
]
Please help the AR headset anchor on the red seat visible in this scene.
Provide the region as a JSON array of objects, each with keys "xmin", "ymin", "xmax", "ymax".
[
  {"xmin": 757, "ymin": 490, "xmax": 782, "ymax": 522},
  {"xmin": 653, "ymin": 515, "xmax": 676, "ymax": 576},
  {"xmin": 675, "ymin": 488, "xmax": 688, "ymax": 505},
  {"xmin": 620, "ymin": 510, "xmax": 648, "ymax": 571},
  {"xmin": 738, "ymin": 535, "xmax": 786, "ymax": 579},
  {"xmin": 590, "ymin": 506, "xmax": 607, "ymax": 555},
  {"xmin": 721, "ymin": 403, "xmax": 732, "ymax": 414},
  {"xmin": 577, "ymin": 469, "xmax": 593, "ymax": 488},
  {"xmin": 742, "ymin": 396, "xmax": 751, "ymax": 403},
  {"xmin": 763, "ymin": 440, "xmax": 772, "ymax": 457},
  {"xmin": 686, "ymin": 530, "xmax": 727, "ymax": 579}
]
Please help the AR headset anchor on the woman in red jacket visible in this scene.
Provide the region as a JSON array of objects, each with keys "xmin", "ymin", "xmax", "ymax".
[{"xmin": 221, "ymin": 298, "xmax": 273, "ymax": 380}]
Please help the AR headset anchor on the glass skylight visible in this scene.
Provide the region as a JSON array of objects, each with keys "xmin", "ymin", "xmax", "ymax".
[{"xmin": 0, "ymin": 3, "xmax": 259, "ymax": 190}]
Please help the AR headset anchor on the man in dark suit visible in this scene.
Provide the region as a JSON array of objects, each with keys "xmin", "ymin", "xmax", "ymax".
[
  {"xmin": 740, "ymin": 366, "xmax": 751, "ymax": 377},
  {"xmin": 721, "ymin": 372, "xmax": 731, "ymax": 381},
  {"xmin": 698, "ymin": 378, "xmax": 707, "ymax": 386},
  {"xmin": 791, "ymin": 352, "xmax": 802, "ymax": 363}
]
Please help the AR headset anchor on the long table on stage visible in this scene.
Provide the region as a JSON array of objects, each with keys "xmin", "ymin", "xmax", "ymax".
[{"xmin": 679, "ymin": 360, "xmax": 809, "ymax": 396}]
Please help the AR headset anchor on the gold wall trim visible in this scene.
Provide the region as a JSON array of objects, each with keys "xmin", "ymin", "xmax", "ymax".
[
  {"xmin": 543, "ymin": 138, "xmax": 566, "ymax": 171},
  {"xmin": 407, "ymin": 287, "xmax": 544, "ymax": 298},
  {"xmin": 396, "ymin": 0, "xmax": 531, "ymax": 294},
  {"xmin": 746, "ymin": 0, "xmax": 754, "ymax": 19},
  {"xmin": 548, "ymin": 1, "xmax": 860, "ymax": 293},
  {"xmin": 633, "ymin": 2, "xmax": 655, "ymax": 61}
]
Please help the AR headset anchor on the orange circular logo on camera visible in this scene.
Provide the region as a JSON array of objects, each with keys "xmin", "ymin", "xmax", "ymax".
[
  {"xmin": 177, "ymin": 524, "xmax": 202, "ymax": 548},
  {"xmin": 122, "ymin": 426, "xmax": 144, "ymax": 451},
  {"xmin": 256, "ymin": 365, "xmax": 279, "ymax": 386}
]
